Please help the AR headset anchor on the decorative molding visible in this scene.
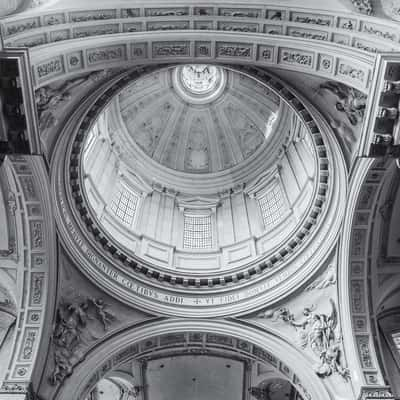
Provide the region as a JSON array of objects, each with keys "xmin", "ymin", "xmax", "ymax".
[{"xmin": 51, "ymin": 319, "xmax": 332, "ymax": 400}]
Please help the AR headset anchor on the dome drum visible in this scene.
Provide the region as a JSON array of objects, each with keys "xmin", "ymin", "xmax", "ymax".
[{"xmin": 52, "ymin": 64, "xmax": 347, "ymax": 317}]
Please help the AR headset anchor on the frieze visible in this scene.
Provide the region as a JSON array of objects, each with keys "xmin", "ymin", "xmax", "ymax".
[
  {"xmin": 337, "ymin": 17, "xmax": 357, "ymax": 30},
  {"xmin": 30, "ymin": 272, "xmax": 45, "ymax": 306},
  {"xmin": 317, "ymin": 54, "xmax": 334, "ymax": 73},
  {"xmin": 27, "ymin": 204, "xmax": 42, "ymax": 217},
  {"xmin": 353, "ymin": 316, "xmax": 367, "ymax": 332},
  {"xmin": 20, "ymin": 329, "xmax": 37, "ymax": 361},
  {"xmin": 206, "ymin": 333, "xmax": 234, "ymax": 346},
  {"xmin": 353, "ymin": 39, "xmax": 378, "ymax": 54},
  {"xmin": 12, "ymin": 34, "xmax": 46, "ymax": 48},
  {"xmin": 123, "ymin": 22, "xmax": 143, "ymax": 33},
  {"xmin": 5, "ymin": 17, "xmax": 40, "ymax": 36},
  {"xmin": 257, "ymin": 45, "xmax": 274, "ymax": 62},
  {"xmin": 160, "ymin": 333, "xmax": 185, "ymax": 346},
  {"xmin": 252, "ymin": 346, "xmax": 278, "ymax": 366},
  {"xmin": 358, "ymin": 386, "xmax": 393, "ymax": 400},
  {"xmin": 266, "ymin": 10, "xmax": 284, "ymax": 20},
  {"xmin": 332, "ymin": 33, "xmax": 350, "ymax": 46},
  {"xmin": 264, "ymin": 25, "xmax": 282, "ymax": 35},
  {"xmin": 287, "ymin": 27, "xmax": 329, "ymax": 41},
  {"xmin": 194, "ymin": 7, "xmax": 214, "ymax": 16},
  {"xmin": 351, "ymin": 280, "xmax": 366, "ymax": 313},
  {"xmin": 36, "ymin": 57, "xmax": 64, "ymax": 80},
  {"xmin": 113, "ymin": 344, "xmax": 139, "ymax": 365},
  {"xmin": 7, "ymin": 191, "xmax": 17, "ymax": 216},
  {"xmin": 357, "ymin": 185, "xmax": 378, "ymax": 209},
  {"xmin": 145, "ymin": 7, "xmax": 189, "ymax": 17},
  {"xmin": 43, "ymin": 13, "xmax": 65, "ymax": 26},
  {"xmin": 364, "ymin": 372, "xmax": 378, "ymax": 385},
  {"xmin": 356, "ymin": 335, "xmax": 374, "ymax": 369},
  {"xmin": 195, "ymin": 42, "xmax": 211, "ymax": 57},
  {"xmin": 30, "ymin": 221, "xmax": 44, "ymax": 249},
  {"xmin": 218, "ymin": 21, "xmax": 259, "ymax": 33},
  {"xmin": 50, "ymin": 30, "xmax": 70, "ymax": 43},
  {"xmin": 351, "ymin": 229, "xmax": 367, "ymax": 257},
  {"xmin": 194, "ymin": 21, "xmax": 213, "ymax": 30},
  {"xmin": 131, "ymin": 43, "xmax": 147, "ymax": 59},
  {"xmin": 219, "ymin": 8, "xmax": 261, "ymax": 18},
  {"xmin": 121, "ymin": 8, "xmax": 140, "ymax": 18},
  {"xmin": 337, "ymin": 62, "xmax": 366, "ymax": 84},
  {"xmin": 69, "ymin": 9, "xmax": 116, "ymax": 23},
  {"xmin": 279, "ymin": 48, "xmax": 314, "ymax": 67},
  {"xmin": 152, "ymin": 41, "xmax": 190, "ymax": 57},
  {"xmin": 216, "ymin": 42, "xmax": 252, "ymax": 58},
  {"xmin": 351, "ymin": 261, "xmax": 365, "ymax": 277},
  {"xmin": 27, "ymin": 310, "xmax": 41, "ymax": 324},
  {"xmin": 73, "ymin": 24, "xmax": 119, "ymax": 38},
  {"xmin": 86, "ymin": 45, "xmax": 126, "ymax": 65},
  {"xmin": 360, "ymin": 22, "xmax": 397, "ymax": 42},
  {"xmin": 147, "ymin": 21, "xmax": 189, "ymax": 31},
  {"xmin": 67, "ymin": 51, "xmax": 83, "ymax": 70},
  {"xmin": 290, "ymin": 12, "xmax": 333, "ymax": 26},
  {"xmin": 20, "ymin": 176, "xmax": 37, "ymax": 200}
]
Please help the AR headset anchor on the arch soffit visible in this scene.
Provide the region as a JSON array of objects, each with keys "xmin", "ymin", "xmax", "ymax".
[
  {"xmin": 53, "ymin": 319, "xmax": 333, "ymax": 400},
  {"xmin": 338, "ymin": 157, "xmax": 395, "ymax": 393},
  {"xmin": 0, "ymin": 156, "xmax": 57, "ymax": 395},
  {"xmin": 24, "ymin": 32, "xmax": 374, "ymax": 93}
]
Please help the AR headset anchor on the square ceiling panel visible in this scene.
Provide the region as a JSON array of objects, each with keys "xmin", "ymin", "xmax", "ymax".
[{"xmin": 145, "ymin": 355, "xmax": 244, "ymax": 400}]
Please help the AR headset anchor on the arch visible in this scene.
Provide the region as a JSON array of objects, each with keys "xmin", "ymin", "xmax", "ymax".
[
  {"xmin": 53, "ymin": 319, "xmax": 334, "ymax": 400},
  {"xmin": 0, "ymin": 156, "xmax": 57, "ymax": 396}
]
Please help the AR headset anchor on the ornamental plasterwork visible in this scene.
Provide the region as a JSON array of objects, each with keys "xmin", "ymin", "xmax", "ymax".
[
  {"xmin": 2, "ymin": 4, "xmax": 400, "ymax": 57},
  {"xmin": 51, "ymin": 64, "xmax": 347, "ymax": 318},
  {"xmin": 0, "ymin": 156, "xmax": 56, "ymax": 395}
]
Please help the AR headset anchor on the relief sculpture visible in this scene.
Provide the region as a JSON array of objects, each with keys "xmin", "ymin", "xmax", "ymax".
[
  {"xmin": 319, "ymin": 81, "xmax": 367, "ymax": 126},
  {"xmin": 258, "ymin": 299, "xmax": 350, "ymax": 380},
  {"xmin": 50, "ymin": 297, "xmax": 115, "ymax": 385}
]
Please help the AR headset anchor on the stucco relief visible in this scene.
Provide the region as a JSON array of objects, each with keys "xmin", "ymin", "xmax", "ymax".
[
  {"xmin": 184, "ymin": 117, "xmax": 210, "ymax": 172},
  {"xmin": 224, "ymin": 105, "xmax": 265, "ymax": 158}
]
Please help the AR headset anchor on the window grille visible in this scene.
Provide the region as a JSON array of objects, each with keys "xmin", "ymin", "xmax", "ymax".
[
  {"xmin": 258, "ymin": 184, "xmax": 285, "ymax": 229},
  {"xmin": 183, "ymin": 214, "xmax": 213, "ymax": 249},
  {"xmin": 110, "ymin": 185, "xmax": 139, "ymax": 226}
]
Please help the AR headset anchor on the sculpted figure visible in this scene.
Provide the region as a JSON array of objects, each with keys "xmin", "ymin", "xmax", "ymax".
[
  {"xmin": 258, "ymin": 299, "xmax": 349, "ymax": 380},
  {"xmin": 383, "ymin": 80, "xmax": 400, "ymax": 94},
  {"xmin": 50, "ymin": 297, "xmax": 115, "ymax": 385},
  {"xmin": 319, "ymin": 81, "xmax": 367, "ymax": 126}
]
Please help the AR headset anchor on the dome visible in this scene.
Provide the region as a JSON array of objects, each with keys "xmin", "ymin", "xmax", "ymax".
[
  {"xmin": 116, "ymin": 64, "xmax": 279, "ymax": 176},
  {"xmin": 81, "ymin": 65, "xmax": 320, "ymax": 279}
]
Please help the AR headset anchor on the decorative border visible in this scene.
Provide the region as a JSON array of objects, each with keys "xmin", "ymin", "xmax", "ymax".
[
  {"xmin": 51, "ymin": 319, "xmax": 332, "ymax": 400},
  {"xmin": 1, "ymin": 4, "xmax": 399, "ymax": 57},
  {"xmin": 339, "ymin": 158, "xmax": 392, "ymax": 392},
  {"xmin": 24, "ymin": 34, "xmax": 374, "ymax": 91},
  {"xmin": 0, "ymin": 156, "xmax": 56, "ymax": 395}
]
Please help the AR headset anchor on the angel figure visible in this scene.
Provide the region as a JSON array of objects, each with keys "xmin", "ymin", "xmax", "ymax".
[
  {"xmin": 89, "ymin": 298, "xmax": 114, "ymax": 331},
  {"xmin": 306, "ymin": 265, "xmax": 337, "ymax": 290},
  {"xmin": 291, "ymin": 299, "xmax": 337, "ymax": 356}
]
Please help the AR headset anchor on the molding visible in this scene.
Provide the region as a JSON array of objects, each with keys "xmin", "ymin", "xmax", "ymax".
[
  {"xmin": 0, "ymin": 155, "xmax": 57, "ymax": 397},
  {"xmin": 51, "ymin": 319, "xmax": 334, "ymax": 400},
  {"xmin": 1, "ymin": 4, "xmax": 397, "ymax": 64}
]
